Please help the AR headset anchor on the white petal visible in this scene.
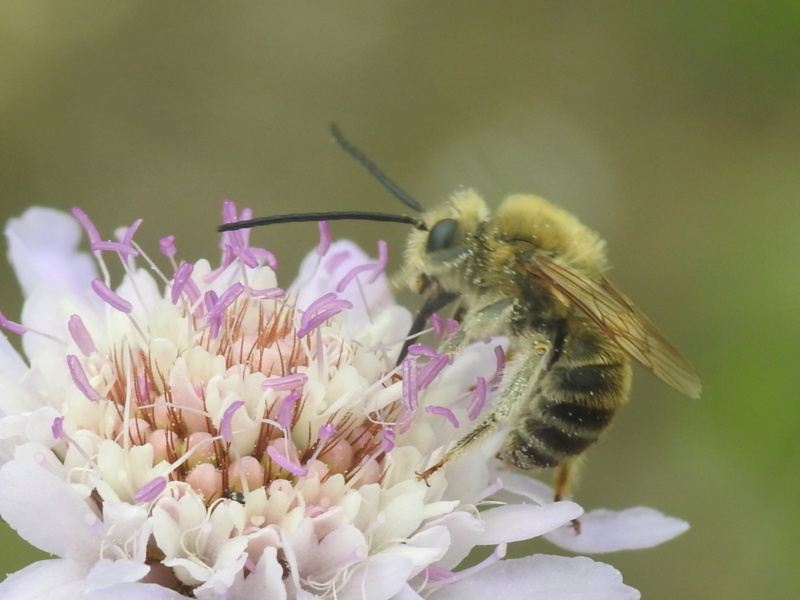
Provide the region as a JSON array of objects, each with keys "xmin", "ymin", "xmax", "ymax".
[
  {"xmin": 475, "ymin": 501, "xmax": 583, "ymax": 545},
  {"xmin": 336, "ymin": 555, "xmax": 415, "ymax": 600},
  {"xmin": 391, "ymin": 584, "xmax": 425, "ymax": 600},
  {"xmin": 0, "ymin": 330, "xmax": 28, "ymax": 381},
  {"xmin": 0, "ymin": 458, "xmax": 102, "ymax": 560},
  {"xmin": 229, "ymin": 547, "xmax": 287, "ymax": 600},
  {"xmin": 428, "ymin": 554, "xmax": 640, "ymax": 600},
  {"xmin": 5, "ymin": 207, "xmax": 97, "ymax": 298},
  {"xmin": 83, "ymin": 583, "xmax": 191, "ymax": 600},
  {"xmin": 545, "ymin": 506, "xmax": 690, "ymax": 554},
  {"xmin": 85, "ymin": 558, "xmax": 150, "ymax": 590},
  {"xmin": 0, "ymin": 559, "xmax": 88, "ymax": 600}
]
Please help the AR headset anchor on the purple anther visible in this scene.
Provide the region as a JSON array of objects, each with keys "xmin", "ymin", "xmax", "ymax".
[
  {"xmin": 316, "ymin": 221, "xmax": 331, "ymax": 257},
  {"xmin": 417, "ymin": 354, "xmax": 449, "ymax": 390},
  {"xmin": 67, "ymin": 354, "xmax": 102, "ymax": 401},
  {"xmin": 406, "ymin": 344, "xmax": 439, "ymax": 358},
  {"xmin": 221, "ymin": 199, "xmax": 238, "ymax": 224},
  {"xmin": 262, "ymin": 373, "xmax": 308, "ymax": 392},
  {"xmin": 494, "ymin": 345, "xmax": 506, "ymax": 372},
  {"xmin": 425, "ymin": 405, "xmax": 459, "ymax": 428},
  {"xmin": 431, "ymin": 313, "xmax": 444, "ymax": 337},
  {"xmin": 70, "ymin": 207, "xmax": 101, "ymax": 245},
  {"xmin": 90, "ymin": 241, "xmax": 139, "ymax": 257},
  {"xmin": 318, "ymin": 423, "xmax": 336, "ymax": 441},
  {"xmin": 171, "ymin": 262, "xmax": 194, "ymax": 305},
  {"xmin": 297, "ymin": 293, "xmax": 352, "ymax": 338},
  {"xmin": 121, "ymin": 219, "xmax": 143, "ymax": 247},
  {"xmin": 159, "ymin": 236, "xmax": 177, "ymax": 258},
  {"xmin": 380, "ymin": 427, "xmax": 395, "ymax": 453},
  {"xmin": 278, "ymin": 391, "xmax": 302, "ymax": 429},
  {"xmin": 335, "ymin": 263, "xmax": 373, "ymax": 293},
  {"xmin": 0, "ymin": 310, "xmax": 27, "ymax": 335},
  {"xmin": 250, "ymin": 287, "xmax": 285, "ymax": 299},
  {"xmin": 220, "ymin": 400, "xmax": 245, "ymax": 443},
  {"xmin": 68, "ymin": 314, "xmax": 96, "ymax": 356},
  {"xmin": 205, "ymin": 283, "xmax": 245, "ymax": 323},
  {"xmin": 267, "ymin": 445, "xmax": 308, "ymax": 476},
  {"xmin": 367, "ymin": 240, "xmax": 388, "ymax": 283},
  {"xmin": 91, "ymin": 279, "xmax": 133, "ymax": 314},
  {"xmin": 51, "ymin": 416, "xmax": 65, "ymax": 439},
  {"xmin": 467, "ymin": 377, "xmax": 487, "ymax": 421},
  {"xmin": 134, "ymin": 476, "xmax": 167, "ymax": 502},
  {"xmin": 401, "ymin": 358, "xmax": 418, "ymax": 411}
]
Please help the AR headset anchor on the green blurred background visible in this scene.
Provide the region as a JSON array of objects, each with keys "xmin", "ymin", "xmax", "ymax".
[{"xmin": 1, "ymin": 2, "xmax": 798, "ymax": 598}]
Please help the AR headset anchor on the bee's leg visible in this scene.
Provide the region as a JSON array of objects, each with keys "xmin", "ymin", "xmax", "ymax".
[
  {"xmin": 397, "ymin": 290, "xmax": 459, "ymax": 364},
  {"xmin": 418, "ymin": 332, "xmax": 553, "ymax": 479},
  {"xmin": 554, "ymin": 458, "xmax": 583, "ymax": 533},
  {"xmin": 439, "ymin": 297, "xmax": 518, "ymax": 356}
]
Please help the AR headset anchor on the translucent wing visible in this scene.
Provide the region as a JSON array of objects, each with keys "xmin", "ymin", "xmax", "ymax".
[{"xmin": 524, "ymin": 254, "xmax": 701, "ymax": 398}]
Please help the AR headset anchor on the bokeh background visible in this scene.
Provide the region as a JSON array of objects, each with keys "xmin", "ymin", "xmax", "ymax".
[{"xmin": 1, "ymin": 2, "xmax": 798, "ymax": 598}]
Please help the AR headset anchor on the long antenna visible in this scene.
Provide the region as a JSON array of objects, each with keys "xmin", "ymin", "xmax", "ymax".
[
  {"xmin": 330, "ymin": 123, "xmax": 427, "ymax": 213},
  {"xmin": 218, "ymin": 211, "xmax": 424, "ymax": 232}
]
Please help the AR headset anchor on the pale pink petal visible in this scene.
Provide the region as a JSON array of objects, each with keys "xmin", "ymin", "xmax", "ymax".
[
  {"xmin": 391, "ymin": 584, "xmax": 425, "ymax": 599},
  {"xmin": 474, "ymin": 501, "xmax": 583, "ymax": 545},
  {"xmin": 83, "ymin": 584, "xmax": 190, "ymax": 600},
  {"xmin": 5, "ymin": 207, "xmax": 97, "ymax": 298},
  {"xmin": 545, "ymin": 507, "xmax": 690, "ymax": 554},
  {"xmin": 0, "ymin": 458, "xmax": 103, "ymax": 560},
  {"xmin": 428, "ymin": 555, "xmax": 640, "ymax": 600}
]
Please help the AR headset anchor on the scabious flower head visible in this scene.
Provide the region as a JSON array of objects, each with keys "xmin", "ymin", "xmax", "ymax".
[{"xmin": 0, "ymin": 202, "xmax": 688, "ymax": 599}]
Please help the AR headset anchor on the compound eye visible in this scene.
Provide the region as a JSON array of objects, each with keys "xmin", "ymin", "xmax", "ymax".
[{"xmin": 426, "ymin": 218, "xmax": 458, "ymax": 253}]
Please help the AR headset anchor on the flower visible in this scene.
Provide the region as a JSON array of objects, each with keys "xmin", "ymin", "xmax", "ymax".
[{"xmin": 0, "ymin": 202, "xmax": 688, "ymax": 599}]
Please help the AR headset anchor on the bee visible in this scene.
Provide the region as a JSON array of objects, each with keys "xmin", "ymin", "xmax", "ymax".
[{"xmin": 219, "ymin": 125, "xmax": 701, "ymax": 500}]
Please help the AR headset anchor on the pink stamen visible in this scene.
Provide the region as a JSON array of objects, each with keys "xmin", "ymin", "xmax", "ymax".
[
  {"xmin": 52, "ymin": 416, "xmax": 65, "ymax": 439},
  {"xmin": 0, "ymin": 310, "xmax": 27, "ymax": 335},
  {"xmin": 67, "ymin": 355, "xmax": 101, "ymax": 401},
  {"xmin": 171, "ymin": 262, "xmax": 194, "ymax": 304},
  {"xmin": 318, "ymin": 423, "xmax": 336, "ymax": 441},
  {"xmin": 467, "ymin": 377, "xmax": 487, "ymax": 420},
  {"xmin": 417, "ymin": 354, "xmax": 450, "ymax": 390},
  {"xmin": 159, "ymin": 236, "xmax": 177, "ymax": 258},
  {"xmin": 431, "ymin": 313, "xmax": 444, "ymax": 337},
  {"xmin": 445, "ymin": 318, "xmax": 459, "ymax": 335},
  {"xmin": 90, "ymin": 240, "xmax": 139, "ymax": 257},
  {"xmin": 381, "ymin": 427, "xmax": 395, "ymax": 453},
  {"xmin": 267, "ymin": 445, "xmax": 308, "ymax": 476},
  {"xmin": 425, "ymin": 564, "xmax": 456, "ymax": 582},
  {"xmin": 278, "ymin": 391, "xmax": 302, "ymax": 429},
  {"xmin": 250, "ymin": 287, "xmax": 285, "ymax": 299},
  {"xmin": 402, "ymin": 358, "xmax": 418, "ymax": 411},
  {"xmin": 70, "ymin": 207, "xmax": 101, "ymax": 245},
  {"xmin": 221, "ymin": 401, "xmax": 245, "ymax": 443},
  {"xmin": 425, "ymin": 405, "xmax": 459, "ymax": 428},
  {"xmin": 134, "ymin": 477, "xmax": 167, "ymax": 502},
  {"xmin": 68, "ymin": 314, "xmax": 96, "ymax": 356},
  {"xmin": 262, "ymin": 373, "xmax": 307, "ymax": 392},
  {"xmin": 297, "ymin": 293, "xmax": 352, "ymax": 338},
  {"xmin": 316, "ymin": 221, "xmax": 331, "ymax": 257},
  {"xmin": 367, "ymin": 240, "xmax": 388, "ymax": 283},
  {"xmin": 91, "ymin": 279, "xmax": 132, "ymax": 313},
  {"xmin": 335, "ymin": 263, "xmax": 373, "ymax": 293},
  {"xmin": 407, "ymin": 344, "xmax": 439, "ymax": 358},
  {"xmin": 206, "ymin": 283, "xmax": 245, "ymax": 323},
  {"xmin": 121, "ymin": 219, "xmax": 143, "ymax": 246},
  {"xmin": 429, "ymin": 544, "xmax": 506, "ymax": 586}
]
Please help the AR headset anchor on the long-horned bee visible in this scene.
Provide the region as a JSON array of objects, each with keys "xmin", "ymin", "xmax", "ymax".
[{"xmin": 219, "ymin": 125, "xmax": 701, "ymax": 500}]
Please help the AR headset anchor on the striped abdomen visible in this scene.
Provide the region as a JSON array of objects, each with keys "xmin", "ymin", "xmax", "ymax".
[{"xmin": 498, "ymin": 324, "xmax": 632, "ymax": 470}]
